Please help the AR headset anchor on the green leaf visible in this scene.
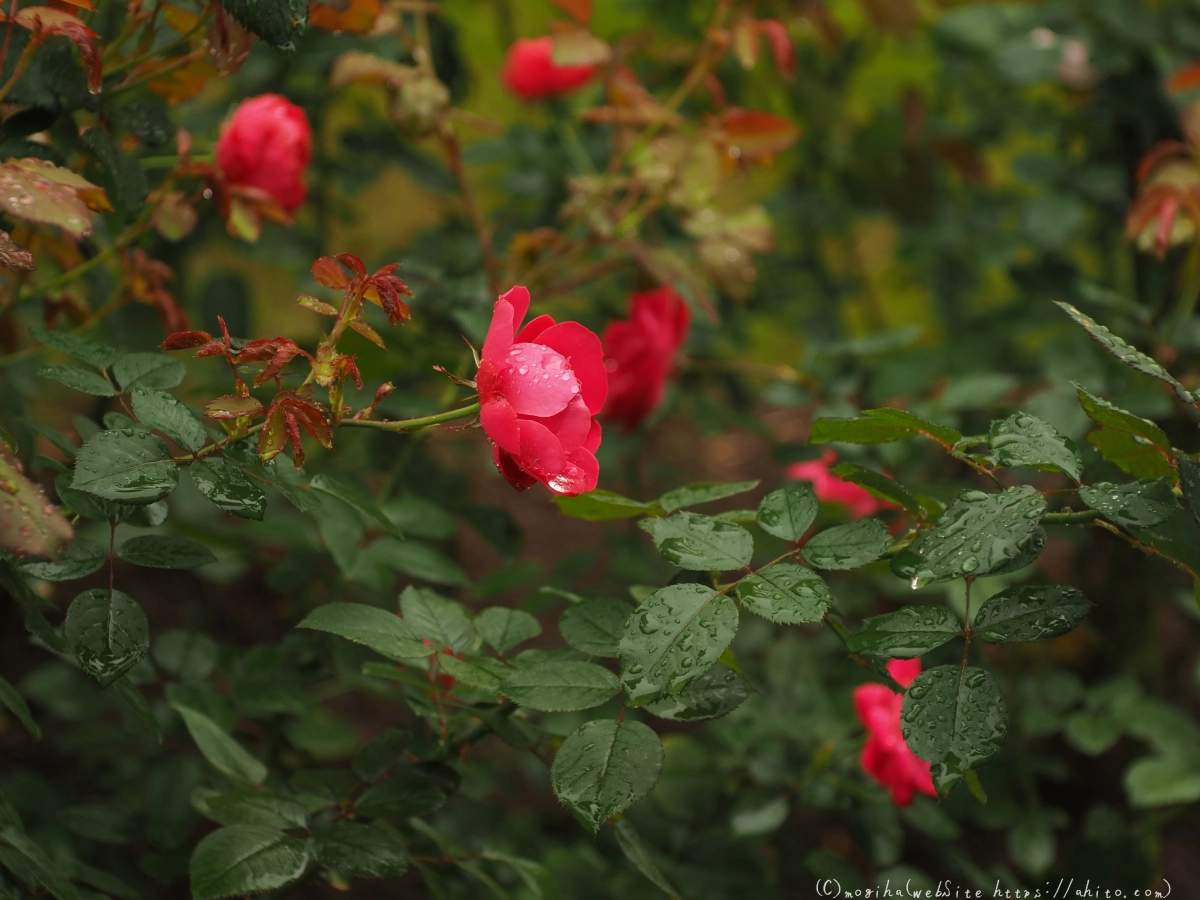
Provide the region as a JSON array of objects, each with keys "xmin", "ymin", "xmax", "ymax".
[
  {"xmin": 500, "ymin": 660, "xmax": 620, "ymax": 712},
  {"xmin": 619, "ymin": 583, "xmax": 739, "ymax": 707},
  {"xmin": 891, "ymin": 486, "xmax": 1046, "ymax": 588},
  {"xmin": 0, "ymin": 675, "xmax": 40, "ymax": 738},
  {"xmin": 973, "ymin": 585, "xmax": 1092, "ymax": 643},
  {"xmin": 29, "ymin": 326, "xmax": 120, "ymax": 369},
  {"xmin": 658, "ymin": 480, "xmax": 759, "ymax": 514},
  {"xmin": 111, "ymin": 352, "xmax": 185, "ymax": 392},
  {"xmin": 1177, "ymin": 453, "xmax": 1200, "ymax": 529},
  {"xmin": 828, "ymin": 464, "xmax": 922, "ymax": 517},
  {"xmin": 118, "ymin": 534, "xmax": 216, "ymax": 569},
  {"xmin": 550, "ymin": 718, "xmax": 663, "ymax": 834},
  {"xmin": 382, "ymin": 495, "xmax": 456, "ymax": 539},
  {"xmin": 1087, "ymin": 427, "xmax": 1176, "ymax": 480},
  {"xmin": 79, "ymin": 128, "xmax": 147, "ymax": 216},
  {"xmin": 63, "ymin": 589, "xmax": 149, "ymax": 686},
  {"xmin": 810, "ymin": 408, "xmax": 961, "ymax": 447},
  {"xmin": 1075, "ymin": 385, "xmax": 1172, "ymax": 458},
  {"xmin": 613, "ymin": 820, "xmax": 681, "ymax": 899},
  {"xmin": 111, "ymin": 676, "xmax": 163, "ymax": 745},
  {"xmin": 189, "ymin": 825, "xmax": 308, "ymax": 900},
  {"xmin": 37, "ymin": 364, "xmax": 116, "ymax": 396},
  {"xmin": 899, "ymin": 666, "xmax": 1008, "ymax": 770},
  {"xmin": 1124, "ymin": 755, "xmax": 1200, "ymax": 808},
  {"xmin": 377, "ymin": 539, "xmax": 469, "ymax": 587},
  {"xmin": 71, "ymin": 429, "xmax": 178, "ymax": 503},
  {"xmin": 130, "ymin": 387, "xmax": 207, "ymax": 452},
  {"xmin": 475, "ymin": 607, "xmax": 541, "ymax": 654},
  {"xmin": 355, "ymin": 765, "xmax": 457, "ymax": 819},
  {"xmin": 559, "ymin": 597, "xmax": 634, "ymax": 658},
  {"xmin": 639, "ymin": 512, "xmax": 753, "ymax": 571},
  {"xmin": 755, "ymin": 484, "xmax": 818, "ymax": 541},
  {"xmin": 351, "ymin": 728, "xmax": 410, "ymax": 782},
  {"xmin": 310, "ymin": 474, "xmax": 402, "ymax": 539},
  {"xmin": 643, "ymin": 662, "xmax": 753, "ymax": 722},
  {"xmin": 18, "ymin": 538, "xmax": 106, "ymax": 582},
  {"xmin": 312, "ymin": 821, "xmax": 409, "ymax": 879},
  {"xmin": 438, "ymin": 655, "xmax": 508, "ymax": 691},
  {"xmin": 845, "ymin": 606, "xmax": 961, "ymax": 657},
  {"xmin": 1064, "ymin": 712, "xmax": 1121, "ymax": 756},
  {"xmin": 1055, "ymin": 302, "xmax": 1194, "ymax": 402},
  {"xmin": 220, "ymin": 0, "xmax": 308, "ymax": 52},
  {"xmin": 1079, "ymin": 479, "xmax": 1179, "ymax": 528},
  {"xmin": 171, "ymin": 703, "xmax": 267, "ymax": 785},
  {"xmin": 988, "ymin": 413, "xmax": 1083, "ymax": 482},
  {"xmin": 203, "ymin": 791, "xmax": 308, "ymax": 830},
  {"xmin": 735, "ymin": 562, "xmax": 831, "ymax": 624},
  {"xmin": 297, "ymin": 602, "xmax": 429, "ymax": 661},
  {"xmin": 399, "ymin": 586, "xmax": 475, "ymax": 653},
  {"xmin": 802, "ymin": 518, "xmax": 892, "ymax": 571},
  {"xmin": 190, "ymin": 456, "xmax": 267, "ymax": 521},
  {"xmin": 0, "ymin": 829, "xmax": 84, "ymax": 900},
  {"xmin": 553, "ymin": 489, "xmax": 662, "ymax": 521},
  {"xmin": 153, "ymin": 629, "xmax": 219, "ymax": 683}
]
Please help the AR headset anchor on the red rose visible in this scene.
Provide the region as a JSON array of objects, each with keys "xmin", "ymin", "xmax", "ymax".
[
  {"xmin": 601, "ymin": 286, "xmax": 691, "ymax": 431},
  {"xmin": 477, "ymin": 286, "xmax": 607, "ymax": 496},
  {"xmin": 501, "ymin": 37, "xmax": 596, "ymax": 100},
  {"xmin": 853, "ymin": 658, "xmax": 937, "ymax": 807},
  {"xmin": 216, "ymin": 94, "xmax": 312, "ymax": 214},
  {"xmin": 785, "ymin": 449, "xmax": 892, "ymax": 520}
]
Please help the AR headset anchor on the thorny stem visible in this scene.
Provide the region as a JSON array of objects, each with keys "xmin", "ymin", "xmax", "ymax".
[
  {"xmin": 342, "ymin": 402, "xmax": 480, "ymax": 433},
  {"xmin": 1093, "ymin": 519, "xmax": 1200, "ymax": 580}
]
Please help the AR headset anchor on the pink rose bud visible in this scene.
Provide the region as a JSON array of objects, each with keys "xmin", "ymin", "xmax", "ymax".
[
  {"xmin": 216, "ymin": 93, "xmax": 312, "ymax": 213},
  {"xmin": 501, "ymin": 37, "xmax": 596, "ymax": 100}
]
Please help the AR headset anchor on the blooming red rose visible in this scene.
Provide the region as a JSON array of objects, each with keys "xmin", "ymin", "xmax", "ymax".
[
  {"xmin": 216, "ymin": 94, "xmax": 312, "ymax": 214},
  {"xmin": 476, "ymin": 286, "xmax": 607, "ymax": 496},
  {"xmin": 785, "ymin": 448, "xmax": 891, "ymax": 520},
  {"xmin": 501, "ymin": 37, "xmax": 596, "ymax": 100},
  {"xmin": 601, "ymin": 286, "xmax": 691, "ymax": 431},
  {"xmin": 853, "ymin": 658, "xmax": 936, "ymax": 806}
]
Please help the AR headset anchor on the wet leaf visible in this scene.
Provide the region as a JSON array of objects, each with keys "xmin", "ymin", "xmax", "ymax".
[
  {"xmin": 900, "ymin": 665, "xmax": 1008, "ymax": 771},
  {"xmin": 755, "ymin": 483, "xmax": 818, "ymax": 541},
  {"xmin": 988, "ymin": 413, "xmax": 1083, "ymax": 482},
  {"xmin": 1079, "ymin": 479, "xmax": 1179, "ymax": 528},
  {"xmin": 19, "ymin": 537, "xmax": 106, "ymax": 581},
  {"xmin": 0, "ymin": 443, "xmax": 73, "ymax": 559},
  {"xmin": 38, "ymin": 364, "xmax": 116, "ymax": 396},
  {"xmin": 202, "ymin": 791, "xmax": 308, "ymax": 830},
  {"xmin": 354, "ymin": 764, "xmax": 458, "ymax": 819},
  {"xmin": 118, "ymin": 535, "xmax": 216, "ymax": 569},
  {"xmin": 1087, "ymin": 427, "xmax": 1175, "ymax": 480},
  {"xmin": 891, "ymin": 487, "xmax": 1045, "ymax": 588},
  {"xmin": 312, "ymin": 821, "xmax": 408, "ymax": 879},
  {"xmin": 71, "ymin": 428, "xmax": 178, "ymax": 503},
  {"xmin": 171, "ymin": 703, "xmax": 267, "ymax": 785},
  {"xmin": 559, "ymin": 596, "xmax": 635, "ymax": 657},
  {"xmin": 297, "ymin": 602, "xmax": 429, "ymax": 661},
  {"xmin": 399, "ymin": 586, "xmax": 475, "ymax": 653},
  {"xmin": 845, "ymin": 605, "xmax": 961, "ymax": 656},
  {"xmin": 438, "ymin": 655, "xmax": 508, "ymax": 691},
  {"xmin": 475, "ymin": 607, "xmax": 541, "ymax": 654},
  {"xmin": 658, "ymin": 480, "xmax": 759, "ymax": 514},
  {"xmin": 1056, "ymin": 302, "xmax": 1194, "ymax": 402},
  {"xmin": 1178, "ymin": 453, "xmax": 1200, "ymax": 528},
  {"xmin": 619, "ymin": 583, "xmax": 739, "ymax": 706},
  {"xmin": 613, "ymin": 820, "xmax": 680, "ymax": 898},
  {"xmin": 802, "ymin": 518, "xmax": 891, "ymax": 571},
  {"xmin": 0, "ymin": 158, "xmax": 107, "ymax": 236},
  {"xmin": 28, "ymin": 326, "xmax": 120, "ymax": 369},
  {"xmin": 639, "ymin": 512, "xmax": 753, "ymax": 571},
  {"xmin": 554, "ymin": 489, "xmax": 662, "ymax": 521},
  {"xmin": 643, "ymin": 662, "xmax": 753, "ymax": 722},
  {"xmin": 219, "ymin": 0, "xmax": 307, "ymax": 53},
  {"xmin": 974, "ymin": 585, "xmax": 1092, "ymax": 643},
  {"xmin": 0, "ymin": 229, "xmax": 34, "ymax": 271},
  {"xmin": 500, "ymin": 660, "xmax": 620, "ymax": 712},
  {"xmin": 189, "ymin": 825, "xmax": 308, "ymax": 900},
  {"xmin": 551, "ymin": 718, "xmax": 663, "ymax": 834},
  {"xmin": 189, "ymin": 456, "xmax": 266, "ymax": 520},
  {"xmin": 829, "ymin": 463, "xmax": 922, "ymax": 516},
  {"xmin": 310, "ymin": 474, "xmax": 402, "ymax": 539},
  {"xmin": 112, "ymin": 352, "xmax": 185, "ymax": 391},
  {"xmin": 64, "ymin": 589, "xmax": 149, "ymax": 686},
  {"xmin": 1076, "ymin": 385, "xmax": 1172, "ymax": 459},
  {"xmin": 810, "ymin": 408, "xmax": 961, "ymax": 447},
  {"xmin": 735, "ymin": 562, "xmax": 831, "ymax": 624},
  {"xmin": 130, "ymin": 388, "xmax": 207, "ymax": 452}
]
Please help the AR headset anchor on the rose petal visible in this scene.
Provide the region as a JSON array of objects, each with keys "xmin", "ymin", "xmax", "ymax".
[
  {"xmin": 516, "ymin": 313, "xmax": 556, "ymax": 344},
  {"xmin": 536, "ymin": 321, "xmax": 608, "ymax": 414},
  {"xmin": 480, "ymin": 398, "xmax": 521, "ymax": 454},
  {"xmin": 500, "ymin": 285, "xmax": 530, "ymax": 330},
  {"xmin": 562, "ymin": 446, "xmax": 599, "ymax": 495},
  {"xmin": 481, "ymin": 295, "xmax": 516, "ymax": 363},
  {"xmin": 886, "ymin": 658, "xmax": 922, "ymax": 689},
  {"xmin": 529, "ymin": 394, "xmax": 592, "ymax": 452},
  {"xmin": 493, "ymin": 445, "xmax": 537, "ymax": 491},
  {"xmin": 582, "ymin": 418, "xmax": 602, "ymax": 454},
  {"xmin": 498, "ymin": 342, "xmax": 581, "ymax": 417},
  {"xmin": 516, "ymin": 418, "xmax": 567, "ymax": 482}
]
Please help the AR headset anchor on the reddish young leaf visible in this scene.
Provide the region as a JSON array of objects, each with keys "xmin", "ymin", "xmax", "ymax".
[
  {"xmin": 1169, "ymin": 60, "xmax": 1200, "ymax": 94},
  {"xmin": 716, "ymin": 108, "xmax": 802, "ymax": 162},
  {"xmin": 310, "ymin": 0, "xmax": 381, "ymax": 34},
  {"xmin": 349, "ymin": 317, "xmax": 386, "ymax": 348},
  {"xmin": 16, "ymin": 8, "xmax": 102, "ymax": 94},
  {"xmin": 312, "ymin": 256, "xmax": 349, "ymax": 289},
  {"xmin": 335, "ymin": 252, "xmax": 366, "ymax": 278},
  {"xmin": 548, "ymin": 0, "xmax": 592, "ymax": 24},
  {"xmin": 194, "ymin": 341, "xmax": 227, "ymax": 358},
  {"xmin": 205, "ymin": 394, "xmax": 265, "ymax": 419},
  {"xmin": 259, "ymin": 392, "xmax": 333, "ymax": 467},
  {"xmin": 297, "ymin": 294, "xmax": 339, "ymax": 316},
  {"xmin": 758, "ymin": 20, "xmax": 795, "ymax": 76},
  {"xmin": 161, "ymin": 331, "xmax": 213, "ymax": 350},
  {"xmin": 335, "ymin": 355, "xmax": 363, "ymax": 391}
]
